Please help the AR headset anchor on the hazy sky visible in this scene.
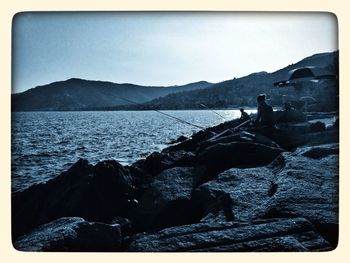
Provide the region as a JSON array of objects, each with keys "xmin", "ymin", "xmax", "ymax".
[{"xmin": 12, "ymin": 12, "xmax": 337, "ymax": 93}]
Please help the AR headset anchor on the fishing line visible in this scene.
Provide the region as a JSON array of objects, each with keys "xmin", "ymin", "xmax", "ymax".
[
  {"xmin": 118, "ymin": 97, "xmax": 206, "ymax": 130},
  {"xmin": 198, "ymin": 103, "xmax": 226, "ymax": 121}
]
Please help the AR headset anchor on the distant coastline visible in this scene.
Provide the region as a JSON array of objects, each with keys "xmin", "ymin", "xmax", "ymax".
[{"xmin": 11, "ymin": 51, "xmax": 338, "ymax": 112}]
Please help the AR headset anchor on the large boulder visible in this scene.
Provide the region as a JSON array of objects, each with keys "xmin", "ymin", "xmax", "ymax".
[
  {"xmin": 193, "ymin": 147, "xmax": 338, "ymax": 247},
  {"xmin": 257, "ymin": 152, "xmax": 339, "ymax": 247},
  {"xmin": 130, "ymin": 150, "xmax": 196, "ymax": 181},
  {"xmin": 14, "ymin": 217, "xmax": 122, "ymax": 252},
  {"xmin": 127, "ymin": 217, "xmax": 332, "ymax": 252},
  {"xmin": 193, "ymin": 167, "xmax": 276, "ymax": 223},
  {"xmin": 197, "ymin": 142, "xmax": 283, "ymax": 174},
  {"xmin": 128, "ymin": 166, "xmax": 207, "ymax": 231},
  {"xmin": 12, "ymin": 159, "xmax": 133, "ymax": 239}
]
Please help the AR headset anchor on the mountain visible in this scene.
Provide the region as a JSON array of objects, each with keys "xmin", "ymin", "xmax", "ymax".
[
  {"xmin": 12, "ymin": 51, "xmax": 338, "ymax": 112},
  {"xmin": 129, "ymin": 51, "xmax": 338, "ymax": 111},
  {"xmin": 11, "ymin": 79, "xmax": 212, "ymax": 111}
]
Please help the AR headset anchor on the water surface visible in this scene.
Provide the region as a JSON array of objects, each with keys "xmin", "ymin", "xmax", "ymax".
[{"xmin": 11, "ymin": 109, "xmax": 256, "ymax": 192}]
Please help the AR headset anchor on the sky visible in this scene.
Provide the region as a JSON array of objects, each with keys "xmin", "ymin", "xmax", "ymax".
[{"xmin": 12, "ymin": 12, "xmax": 338, "ymax": 93}]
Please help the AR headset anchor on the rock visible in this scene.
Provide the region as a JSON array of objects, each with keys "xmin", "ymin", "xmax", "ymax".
[
  {"xmin": 196, "ymin": 133, "xmax": 253, "ymax": 153},
  {"xmin": 131, "ymin": 150, "xmax": 196, "ymax": 176},
  {"xmin": 167, "ymin": 135, "xmax": 188, "ymax": 144},
  {"xmin": 296, "ymin": 143, "xmax": 339, "ymax": 159},
  {"xmin": 197, "ymin": 142, "xmax": 283, "ymax": 174},
  {"xmin": 258, "ymin": 152, "xmax": 339, "ymax": 247},
  {"xmin": 263, "ymin": 127, "xmax": 309, "ymax": 150},
  {"xmin": 129, "ymin": 150, "xmax": 196, "ymax": 193},
  {"xmin": 128, "ymin": 166, "xmax": 206, "ymax": 231},
  {"xmin": 333, "ymin": 117, "xmax": 339, "ymax": 127},
  {"xmin": 12, "ymin": 159, "xmax": 133, "ymax": 239},
  {"xmin": 310, "ymin": 121, "xmax": 326, "ymax": 132},
  {"xmin": 14, "ymin": 217, "xmax": 122, "ymax": 252},
  {"xmin": 127, "ymin": 217, "xmax": 332, "ymax": 252},
  {"xmin": 303, "ymin": 129, "xmax": 339, "ymax": 146},
  {"xmin": 193, "ymin": 167, "xmax": 276, "ymax": 223},
  {"xmin": 166, "ymin": 130, "xmax": 213, "ymax": 152},
  {"xmin": 110, "ymin": 217, "xmax": 133, "ymax": 236},
  {"xmin": 275, "ymin": 109, "xmax": 307, "ymax": 123},
  {"xmin": 194, "ymin": 150, "xmax": 338, "ymax": 248}
]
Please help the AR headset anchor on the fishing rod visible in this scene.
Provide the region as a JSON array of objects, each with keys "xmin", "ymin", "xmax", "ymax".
[
  {"xmin": 118, "ymin": 97, "xmax": 206, "ymax": 130},
  {"xmin": 198, "ymin": 103, "xmax": 226, "ymax": 121}
]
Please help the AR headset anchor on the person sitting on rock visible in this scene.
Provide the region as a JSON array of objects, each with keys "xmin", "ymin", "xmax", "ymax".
[
  {"xmin": 255, "ymin": 94, "xmax": 274, "ymax": 128},
  {"xmin": 239, "ymin": 108, "xmax": 250, "ymax": 123}
]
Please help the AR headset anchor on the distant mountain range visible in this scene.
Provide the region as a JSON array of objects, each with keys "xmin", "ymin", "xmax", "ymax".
[
  {"xmin": 12, "ymin": 51, "xmax": 338, "ymax": 112},
  {"xmin": 11, "ymin": 79, "xmax": 212, "ymax": 111},
  {"xmin": 124, "ymin": 51, "xmax": 338, "ymax": 111}
]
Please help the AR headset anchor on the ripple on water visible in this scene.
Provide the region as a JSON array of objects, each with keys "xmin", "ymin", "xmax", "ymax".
[{"xmin": 11, "ymin": 110, "xmax": 255, "ymax": 191}]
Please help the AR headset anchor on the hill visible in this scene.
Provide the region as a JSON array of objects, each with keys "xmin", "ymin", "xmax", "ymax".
[
  {"xmin": 11, "ymin": 78, "xmax": 212, "ymax": 111},
  {"xmin": 12, "ymin": 51, "xmax": 338, "ymax": 112},
  {"xmin": 129, "ymin": 51, "xmax": 338, "ymax": 111}
]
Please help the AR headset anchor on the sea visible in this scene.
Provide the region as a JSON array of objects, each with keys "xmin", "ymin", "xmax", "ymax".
[{"xmin": 11, "ymin": 109, "xmax": 256, "ymax": 192}]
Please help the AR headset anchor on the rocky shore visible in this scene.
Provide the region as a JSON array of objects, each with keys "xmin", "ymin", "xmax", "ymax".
[{"xmin": 12, "ymin": 112, "xmax": 339, "ymax": 252}]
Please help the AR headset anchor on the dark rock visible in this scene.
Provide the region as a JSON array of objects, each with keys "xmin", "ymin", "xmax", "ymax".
[
  {"xmin": 262, "ymin": 127, "xmax": 308, "ymax": 150},
  {"xmin": 197, "ymin": 142, "xmax": 283, "ymax": 174},
  {"xmin": 303, "ymin": 129, "xmax": 339, "ymax": 146},
  {"xmin": 194, "ymin": 150, "xmax": 338, "ymax": 248},
  {"xmin": 110, "ymin": 217, "xmax": 133, "ymax": 236},
  {"xmin": 128, "ymin": 166, "xmax": 206, "ymax": 231},
  {"xmin": 257, "ymin": 152, "xmax": 339, "ymax": 246},
  {"xmin": 274, "ymin": 109, "xmax": 307, "ymax": 123},
  {"xmin": 129, "ymin": 150, "xmax": 196, "ymax": 194},
  {"xmin": 166, "ymin": 130, "xmax": 213, "ymax": 152},
  {"xmin": 196, "ymin": 132, "xmax": 253, "ymax": 153},
  {"xmin": 12, "ymin": 159, "xmax": 133, "ymax": 239},
  {"xmin": 310, "ymin": 121, "xmax": 326, "ymax": 132},
  {"xmin": 14, "ymin": 217, "xmax": 122, "ymax": 252},
  {"xmin": 333, "ymin": 117, "xmax": 339, "ymax": 127},
  {"xmin": 296, "ymin": 143, "xmax": 339, "ymax": 159},
  {"xmin": 165, "ymin": 119, "xmax": 246, "ymax": 153},
  {"xmin": 127, "ymin": 217, "xmax": 332, "ymax": 252},
  {"xmin": 131, "ymin": 150, "xmax": 196, "ymax": 176},
  {"xmin": 197, "ymin": 192, "xmax": 234, "ymax": 223},
  {"xmin": 193, "ymin": 167, "xmax": 276, "ymax": 222},
  {"xmin": 167, "ymin": 135, "xmax": 188, "ymax": 144}
]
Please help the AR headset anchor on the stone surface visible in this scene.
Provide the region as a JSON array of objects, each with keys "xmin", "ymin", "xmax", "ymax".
[
  {"xmin": 12, "ymin": 159, "xmax": 133, "ymax": 239},
  {"xmin": 193, "ymin": 167, "xmax": 276, "ymax": 222},
  {"xmin": 296, "ymin": 143, "xmax": 339, "ymax": 159},
  {"xmin": 127, "ymin": 217, "xmax": 332, "ymax": 252},
  {"xmin": 197, "ymin": 142, "xmax": 283, "ymax": 174},
  {"xmin": 130, "ymin": 150, "xmax": 196, "ymax": 181},
  {"xmin": 14, "ymin": 217, "xmax": 122, "ymax": 252},
  {"xmin": 193, "ymin": 148, "xmax": 338, "ymax": 247},
  {"xmin": 128, "ymin": 166, "xmax": 206, "ymax": 231},
  {"xmin": 257, "ymin": 152, "xmax": 339, "ymax": 246},
  {"xmin": 303, "ymin": 130, "xmax": 339, "ymax": 146}
]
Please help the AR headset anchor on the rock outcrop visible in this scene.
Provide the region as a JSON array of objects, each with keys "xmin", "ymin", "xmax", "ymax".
[
  {"xmin": 193, "ymin": 150, "xmax": 338, "ymax": 247},
  {"xmin": 259, "ymin": 152, "xmax": 339, "ymax": 246},
  {"xmin": 197, "ymin": 142, "xmax": 283, "ymax": 174},
  {"xmin": 127, "ymin": 217, "xmax": 332, "ymax": 252},
  {"xmin": 14, "ymin": 217, "xmax": 122, "ymax": 252},
  {"xmin": 192, "ymin": 167, "xmax": 275, "ymax": 223},
  {"xmin": 129, "ymin": 166, "xmax": 206, "ymax": 231},
  {"xmin": 12, "ymin": 159, "xmax": 133, "ymax": 239}
]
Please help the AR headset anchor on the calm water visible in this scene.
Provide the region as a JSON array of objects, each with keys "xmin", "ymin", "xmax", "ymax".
[{"xmin": 11, "ymin": 110, "xmax": 256, "ymax": 192}]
